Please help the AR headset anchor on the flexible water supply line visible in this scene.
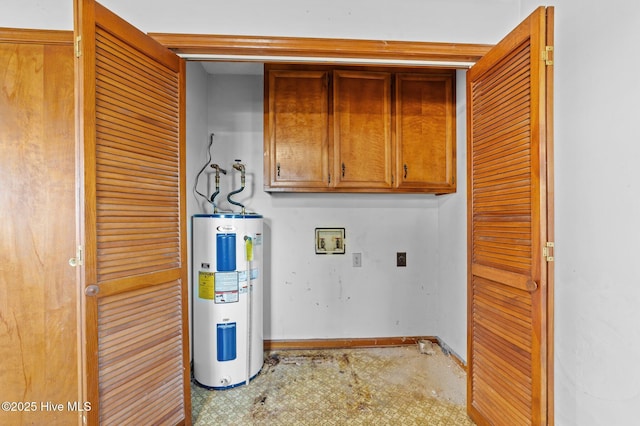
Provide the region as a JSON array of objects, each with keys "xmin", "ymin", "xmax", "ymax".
[
  {"xmin": 227, "ymin": 160, "xmax": 246, "ymax": 214},
  {"xmin": 209, "ymin": 164, "xmax": 227, "ymax": 213},
  {"xmin": 193, "ymin": 133, "xmax": 217, "ymax": 210}
]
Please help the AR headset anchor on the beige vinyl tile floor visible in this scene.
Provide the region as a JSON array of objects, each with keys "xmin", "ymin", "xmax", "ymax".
[{"xmin": 192, "ymin": 345, "xmax": 475, "ymax": 425}]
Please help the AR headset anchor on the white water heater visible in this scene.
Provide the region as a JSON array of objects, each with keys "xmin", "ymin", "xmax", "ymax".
[{"xmin": 192, "ymin": 213, "xmax": 263, "ymax": 389}]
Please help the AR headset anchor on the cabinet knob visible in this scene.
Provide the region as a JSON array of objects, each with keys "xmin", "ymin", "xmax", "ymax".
[
  {"xmin": 276, "ymin": 162, "xmax": 280, "ymax": 177},
  {"xmin": 342, "ymin": 163, "xmax": 345, "ymax": 178},
  {"xmin": 404, "ymin": 164, "xmax": 408, "ymax": 179}
]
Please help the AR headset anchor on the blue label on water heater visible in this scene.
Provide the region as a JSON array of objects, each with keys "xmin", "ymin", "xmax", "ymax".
[
  {"xmin": 216, "ymin": 322, "xmax": 237, "ymax": 362},
  {"xmin": 216, "ymin": 233, "xmax": 236, "ymax": 271}
]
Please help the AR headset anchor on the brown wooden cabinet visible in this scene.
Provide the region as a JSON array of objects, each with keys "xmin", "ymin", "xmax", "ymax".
[
  {"xmin": 264, "ymin": 65, "xmax": 455, "ymax": 193},
  {"xmin": 265, "ymin": 69, "xmax": 330, "ymax": 188},
  {"xmin": 333, "ymin": 70, "xmax": 393, "ymax": 188},
  {"xmin": 395, "ymin": 73, "xmax": 456, "ymax": 192}
]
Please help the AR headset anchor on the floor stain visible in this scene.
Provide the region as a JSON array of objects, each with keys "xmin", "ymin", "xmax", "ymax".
[
  {"xmin": 192, "ymin": 346, "xmax": 474, "ymax": 425},
  {"xmin": 264, "ymin": 353, "xmax": 280, "ymax": 368}
]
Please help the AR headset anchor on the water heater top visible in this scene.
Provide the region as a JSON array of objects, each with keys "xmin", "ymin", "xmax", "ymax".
[{"xmin": 193, "ymin": 213, "xmax": 263, "ymax": 219}]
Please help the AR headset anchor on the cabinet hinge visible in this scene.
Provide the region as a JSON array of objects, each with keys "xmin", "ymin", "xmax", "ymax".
[
  {"xmin": 542, "ymin": 45, "xmax": 553, "ymax": 66},
  {"xmin": 75, "ymin": 36, "xmax": 82, "ymax": 58},
  {"xmin": 68, "ymin": 245, "xmax": 84, "ymax": 267},
  {"xmin": 543, "ymin": 241, "xmax": 555, "ymax": 262}
]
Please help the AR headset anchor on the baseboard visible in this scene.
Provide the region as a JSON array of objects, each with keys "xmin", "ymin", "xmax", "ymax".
[
  {"xmin": 264, "ymin": 336, "xmax": 438, "ymax": 351},
  {"xmin": 264, "ymin": 336, "xmax": 467, "ymax": 372},
  {"xmin": 436, "ymin": 337, "xmax": 467, "ymax": 372},
  {"xmin": 450, "ymin": 353, "xmax": 467, "ymax": 372}
]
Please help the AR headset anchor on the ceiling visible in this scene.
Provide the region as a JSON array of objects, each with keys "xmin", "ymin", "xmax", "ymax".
[{"xmin": 199, "ymin": 61, "xmax": 264, "ymax": 75}]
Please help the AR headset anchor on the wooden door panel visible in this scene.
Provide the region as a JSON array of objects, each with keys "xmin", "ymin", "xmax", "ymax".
[
  {"xmin": 334, "ymin": 70, "xmax": 392, "ymax": 187},
  {"xmin": 395, "ymin": 72, "xmax": 455, "ymax": 190},
  {"xmin": 97, "ymin": 280, "xmax": 185, "ymax": 424},
  {"xmin": 76, "ymin": 1, "xmax": 189, "ymax": 424},
  {"xmin": 0, "ymin": 32, "xmax": 79, "ymax": 426},
  {"xmin": 467, "ymin": 6, "xmax": 553, "ymax": 426},
  {"xmin": 265, "ymin": 69, "xmax": 329, "ymax": 188}
]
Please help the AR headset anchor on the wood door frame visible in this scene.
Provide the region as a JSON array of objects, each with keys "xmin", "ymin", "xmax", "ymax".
[
  {"xmin": 156, "ymin": 28, "xmax": 554, "ymax": 424},
  {"xmin": 149, "ymin": 33, "xmax": 492, "ymax": 66},
  {"xmin": 150, "ymin": 29, "xmax": 553, "ymax": 424},
  {"xmin": 545, "ymin": 9, "xmax": 555, "ymax": 423}
]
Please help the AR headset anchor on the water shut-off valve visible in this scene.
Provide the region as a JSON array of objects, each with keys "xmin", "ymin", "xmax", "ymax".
[
  {"xmin": 209, "ymin": 164, "xmax": 227, "ymax": 213},
  {"xmin": 227, "ymin": 159, "xmax": 246, "ymax": 214}
]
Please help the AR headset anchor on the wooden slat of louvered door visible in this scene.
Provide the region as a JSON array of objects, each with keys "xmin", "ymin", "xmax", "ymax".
[
  {"xmin": 467, "ymin": 7, "xmax": 553, "ymax": 426},
  {"xmin": 75, "ymin": 1, "xmax": 189, "ymax": 424}
]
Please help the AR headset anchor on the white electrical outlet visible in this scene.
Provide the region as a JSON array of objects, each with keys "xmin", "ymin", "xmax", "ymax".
[{"xmin": 353, "ymin": 253, "xmax": 362, "ymax": 267}]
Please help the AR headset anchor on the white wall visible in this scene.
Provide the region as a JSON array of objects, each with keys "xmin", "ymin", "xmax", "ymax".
[
  {"xmin": 436, "ymin": 69, "xmax": 469, "ymax": 361},
  {"xmin": 0, "ymin": 0, "xmax": 73, "ymax": 30},
  {"xmin": 185, "ymin": 61, "xmax": 209, "ymax": 359},
  {"xmin": 95, "ymin": 0, "xmax": 518, "ymax": 43},
  {"xmin": 0, "ymin": 0, "xmax": 517, "ymax": 44}
]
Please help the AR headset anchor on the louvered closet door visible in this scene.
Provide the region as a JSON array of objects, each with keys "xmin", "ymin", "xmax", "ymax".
[
  {"xmin": 75, "ymin": 1, "xmax": 189, "ymax": 424},
  {"xmin": 467, "ymin": 7, "xmax": 554, "ymax": 426}
]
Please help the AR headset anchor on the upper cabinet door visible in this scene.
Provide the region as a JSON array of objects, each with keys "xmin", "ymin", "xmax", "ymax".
[
  {"xmin": 75, "ymin": 1, "xmax": 190, "ymax": 424},
  {"xmin": 395, "ymin": 72, "xmax": 456, "ymax": 193},
  {"xmin": 467, "ymin": 6, "xmax": 554, "ymax": 426},
  {"xmin": 333, "ymin": 70, "xmax": 393, "ymax": 188},
  {"xmin": 264, "ymin": 68, "xmax": 330, "ymax": 190}
]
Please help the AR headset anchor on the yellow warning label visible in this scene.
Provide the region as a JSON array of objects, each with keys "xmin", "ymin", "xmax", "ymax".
[
  {"xmin": 245, "ymin": 236, "xmax": 254, "ymax": 261},
  {"xmin": 198, "ymin": 272, "xmax": 215, "ymax": 300}
]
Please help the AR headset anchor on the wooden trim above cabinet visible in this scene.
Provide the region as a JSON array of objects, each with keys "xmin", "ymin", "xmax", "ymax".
[
  {"xmin": 0, "ymin": 28, "xmax": 73, "ymax": 45},
  {"xmin": 149, "ymin": 33, "xmax": 491, "ymax": 66}
]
